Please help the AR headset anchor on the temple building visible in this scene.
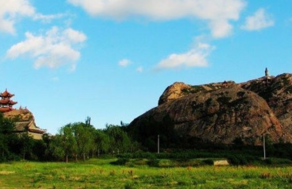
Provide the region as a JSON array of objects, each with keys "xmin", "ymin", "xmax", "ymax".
[{"xmin": 0, "ymin": 89, "xmax": 46, "ymax": 140}]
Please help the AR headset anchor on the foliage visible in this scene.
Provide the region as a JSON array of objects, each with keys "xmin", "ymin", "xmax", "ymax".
[
  {"xmin": 105, "ymin": 124, "xmax": 132, "ymax": 154},
  {"xmin": 3, "ymin": 112, "xmax": 292, "ymax": 166},
  {"xmin": 45, "ymin": 121, "xmax": 136, "ymax": 162},
  {"xmin": 18, "ymin": 133, "xmax": 34, "ymax": 160},
  {"xmin": 0, "ymin": 113, "xmax": 17, "ymax": 161},
  {"xmin": 72, "ymin": 122, "xmax": 95, "ymax": 160},
  {"xmin": 0, "ymin": 113, "xmax": 51, "ymax": 162},
  {"xmin": 51, "ymin": 124, "xmax": 77, "ymax": 162},
  {"xmin": 94, "ymin": 129, "xmax": 110, "ymax": 156}
]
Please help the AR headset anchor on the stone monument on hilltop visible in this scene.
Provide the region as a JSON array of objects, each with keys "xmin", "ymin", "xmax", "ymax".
[{"xmin": 265, "ymin": 68, "xmax": 269, "ymax": 78}]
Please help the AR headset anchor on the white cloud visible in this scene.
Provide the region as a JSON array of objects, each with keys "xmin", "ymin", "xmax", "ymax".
[
  {"xmin": 241, "ymin": 8, "xmax": 274, "ymax": 31},
  {"xmin": 118, "ymin": 59, "xmax": 131, "ymax": 67},
  {"xmin": 68, "ymin": 0, "xmax": 246, "ymax": 38},
  {"xmin": 33, "ymin": 13, "xmax": 65, "ymax": 23},
  {"xmin": 155, "ymin": 42, "xmax": 215, "ymax": 70},
  {"xmin": 0, "ymin": 0, "xmax": 64, "ymax": 34},
  {"xmin": 209, "ymin": 20, "xmax": 233, "ymax": 38},
  {"xmin": 136, "ymin": 66, "xmax": 143, "ymax": 73},
  {"xmin": 0, "ymin": 0, "xmax": 34, "ymax": 34},
  {"xmin": 6, "ymin": 27, "xmax": 87, "ymax": 70}
]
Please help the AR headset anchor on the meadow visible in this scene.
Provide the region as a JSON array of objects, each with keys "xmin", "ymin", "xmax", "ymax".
[{"xmin": 0, "ymin": 158, "xmax": 292, "ymax": 189}]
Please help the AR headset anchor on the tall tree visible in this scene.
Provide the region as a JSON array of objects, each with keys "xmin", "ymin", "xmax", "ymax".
[
  {"xmin": 72, "ymin": 122, "xmax": 95, "ymax": 161},
  {"xmin": 49, "ymin": 134, "xmax": 65, "ymax": 161},
  {"xmin": 105, "ymin": 124, "xmax": 131, "ymax": 155},
  {"xmin": 51, "ymin": 124, "xmax": 77, "ymax": 162},
  {"xmin": 18, "ymin": 132, "xmax": 34, "ymax": 160},
  {"xmin": 0, "ymin": 113, "xmax": 18, "ymax": 161},
  {"xmin": 94, "ymin": 130, "xmax": 110, "ymax": 157}
]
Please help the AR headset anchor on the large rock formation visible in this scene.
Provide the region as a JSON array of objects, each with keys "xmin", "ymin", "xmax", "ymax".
[
  {"xmin": 129, "ymin": 73, "xmax": 292, "ymax": 147},
  {"xmin": 241, "ymin": 74, "xmax": 292, "ymax": 136}
]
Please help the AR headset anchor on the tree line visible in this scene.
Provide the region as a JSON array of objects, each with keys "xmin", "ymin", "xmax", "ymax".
[
  {"xmin": 2, "ymin": 112, "xmax": 292, "ymax": 163},
  {"xmin": 0, "ymin": 114, "xmax": 139, "ymax": 162}
]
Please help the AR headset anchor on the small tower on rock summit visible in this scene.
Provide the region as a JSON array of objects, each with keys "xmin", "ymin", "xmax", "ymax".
[{"xmin": 265, "ymin": 68, "xmax": 269, "ymax": 78}]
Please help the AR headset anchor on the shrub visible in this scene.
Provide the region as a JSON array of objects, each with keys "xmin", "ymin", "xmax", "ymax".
[
  {"xmin": 112, "ymin": 158, "xmax": 129, "ymax": 165},
  {"xmin": 147, "ymin": 159, "xmax": 159, "ymax": 167},
  {"xmin": 228, "ymin": 155, "xmax": 258, "ymax": 165},
  {"xmin": 203, "ymin": 159, "xmax": 214, "ymax": 165}
]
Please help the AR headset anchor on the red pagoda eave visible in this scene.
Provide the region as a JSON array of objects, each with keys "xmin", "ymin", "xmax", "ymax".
[
  {"xmin": 0, "ymin": 90, "xmax": 14, "ymax": 98},
  {"xmin": 0, "ymin": 98, "xmax": 10, "ymax": 104},
  {"xmin": 0, "ymin": 89, "xmax": 17, "ymax": 113},
  {"xmin": 0, "ymin": 107, "xmax": 12, "ymax": 112},
  {"xmin": 9, "ymin": 100, "xmax": 17, "ymax": 105},
  {"xmin": 0, "ymin": 99, "xmax": 17, "ymax": 105}
]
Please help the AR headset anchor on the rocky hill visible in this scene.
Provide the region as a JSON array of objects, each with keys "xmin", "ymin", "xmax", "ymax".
[{"xmin": 129, "ymin": 73, "xmax": 292, "ymax": 147}]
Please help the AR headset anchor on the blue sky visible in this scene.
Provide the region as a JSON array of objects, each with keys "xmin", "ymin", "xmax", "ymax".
[{"xmin": 1, "ymin": 0, "xmax": 292, "ymax": 134}]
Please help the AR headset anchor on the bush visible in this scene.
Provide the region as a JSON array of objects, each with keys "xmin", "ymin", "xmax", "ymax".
[
  {"xmin": 264, "ymin": 158, "xmax": 272, "ymax": 165},
  {"xmin": 112, "ymin": 158, "xmax": 129, "ymax": 165},
  {"xmin": 147, "ymin": 159, "xmax": 159, "ymax": 167},
  {"xmin": 203, "ymin": 159, "xmax": 214, "ymax": 165},
  {"xmin": 228, "ymin": 155, "xmax": 258, "ymax": 165}
]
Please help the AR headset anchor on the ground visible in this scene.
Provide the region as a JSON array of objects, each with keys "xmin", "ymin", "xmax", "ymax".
[{"xmin": 0, "ymin": 158, "xmax": 292, "ymax": 188}]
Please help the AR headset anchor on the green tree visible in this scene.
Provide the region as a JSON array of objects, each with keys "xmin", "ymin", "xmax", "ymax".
[
  {"xmin": 0, "ymin": 113, "xmax": 18, "ymax": 161},
  {"xmin": 105, "ymin": 124, "xmax": 131, "ymax": 155},
  {"xmin": 72, "ymin": 122, "xmax": 95, "ymax": 161},
  {"xmin": 94, "ymin": 130, "xmax": 110, "ymax": 157},
  {"xmin": 18, "ymin": 133, "xmax": 34, "ymax": 160},
  {"xmin": 51, "ymin": 124, "xmax": 77, "ymax": 162},
  {"xmin": 49, "ymin": 134, "xmax": 65, "ymax": 161}
]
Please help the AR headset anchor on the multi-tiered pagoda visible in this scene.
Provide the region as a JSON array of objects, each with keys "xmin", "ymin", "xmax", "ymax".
[
  {"xmin": 0, "ymin": 89, "xmax": 17, "ymax": 113},
  {"xmin": 0, "ymin": 89, "xmax": 46, "ymax": 139}
]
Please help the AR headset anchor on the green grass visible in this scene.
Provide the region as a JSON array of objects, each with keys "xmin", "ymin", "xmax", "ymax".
[{"xmin": 1, "ymin": 158, "xmax": 292, "ymax": 188}]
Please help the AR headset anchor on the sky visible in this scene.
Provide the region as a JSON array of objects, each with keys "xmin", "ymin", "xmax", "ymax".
[{"xmin": 1, "ymin": 0, "xmax": 292, "ymax": 134}]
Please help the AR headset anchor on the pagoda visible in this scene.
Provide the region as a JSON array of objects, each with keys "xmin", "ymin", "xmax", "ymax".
[
  {"xmin": 0, "ymin": 89, "xmax": 17, "ymax": 113},
  {"xmin": 0, "ymin": 89, "xmax": 46, "ymax": 139}
]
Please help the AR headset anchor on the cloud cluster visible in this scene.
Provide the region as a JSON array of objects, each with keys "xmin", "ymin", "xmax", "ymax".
[
  {"xmin": 118, "ymin": 59, "xmax": 143, "ymax": 73},
  {"xmin": 241, "ymin": 8, "xmax": 274, "ymax": 31},
  {"xmin": 0, "ymin": 0, "xmax": 63, "ymax": 34},
  {"xmin": 136, "ymin": 66, "xmax": 143, "ymax": 73},
  {"xmin": 6, "ymin": 27, "xmax": 87, "ymax": 70},
  {"xmin": 155, "ymin": 42, "xmax": 214, "ymax": 70},
  {"xmin": 118, "ymin": 59, "xmax": 131, "ymax": 67},
  {"xmin": 68, "ymin": 0, "xmax": 246, "ymax": 38}
]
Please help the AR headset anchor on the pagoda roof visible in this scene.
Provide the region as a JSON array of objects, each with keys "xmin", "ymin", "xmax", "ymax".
[
  {"xmin": 9, "ymin": 100, "xmax": 17, "ymax": 105},
  {"xmin": 0, "ymin": 98, "xmax": 10, "ymax": 104},
  {"xmin": 0, "ymin": 99, "xmax": 17, "ymax": 105},
  {"xmin": 15, "ymin": 121, "xmax": 46, "ymax": 134},
  {"xmin": 0, "ymin": 107, "xmax": 12, "ymax": 112},
  {"xmin": 0, "ymin": 89, "xmax": 14, "ymax": 98},
  {"xmin": 28, "ymin": 128, "xmax": 46, "ymax": 134}
]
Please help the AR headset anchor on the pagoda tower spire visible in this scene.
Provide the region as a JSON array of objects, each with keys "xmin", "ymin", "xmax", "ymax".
[{"xmin": 0, "ymin": 89, "xmax": 17, "ymax": 113}]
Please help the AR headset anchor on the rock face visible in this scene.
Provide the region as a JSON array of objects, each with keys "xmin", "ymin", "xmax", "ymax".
[
  {"xmin": 241, "ymin": 74, "xmax": 292, "ymax": 137},
  {"xmin": 129, "ymin": 73, "xmax": 292, "ymax": 146},
  {"xmin": 158, "ymin": 82, "xmax": 193, "ymax": 105}
]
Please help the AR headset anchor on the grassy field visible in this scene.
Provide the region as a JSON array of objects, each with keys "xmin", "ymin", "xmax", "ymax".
[{"xmin": 1, "ymin": 158, "xmax": 292, "ymax": 189}]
